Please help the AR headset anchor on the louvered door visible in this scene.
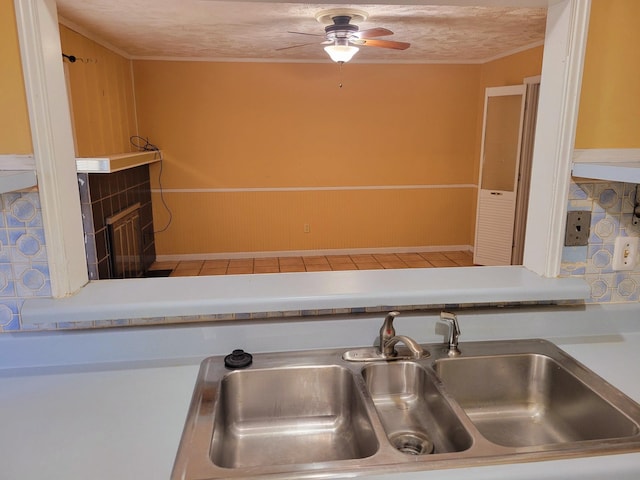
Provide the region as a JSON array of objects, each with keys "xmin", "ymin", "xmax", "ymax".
[{"xmin": 474, "ymin": 85, "xmax": 526, "ymax": 266}]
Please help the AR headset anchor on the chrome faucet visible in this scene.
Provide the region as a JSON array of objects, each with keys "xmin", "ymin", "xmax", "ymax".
[
  {"xmin": 440, "ymin": 311, "xmax": 461, "ymax": 356},
  {"xmin": 378, "ymin": 311, "xmax": 424, "ymax": 359}
]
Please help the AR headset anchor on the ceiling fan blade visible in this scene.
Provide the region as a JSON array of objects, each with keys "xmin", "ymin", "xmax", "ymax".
[
  {"xmin": 356, "ymin": 38, "xmax": 411, "ymax": 50},
  {"xmin": 275, "ymin": 42, "xmax": 318, "ymax": 51},
  {"xmin": 287, "ymin": 31, "xmax": 325, "ymax": 37},
  {"xmin": 355, "ymin": 27, "xmax": 394, "ymax": 39}
]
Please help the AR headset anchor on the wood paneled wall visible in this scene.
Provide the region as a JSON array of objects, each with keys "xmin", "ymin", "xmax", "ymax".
[{"xmin": 59, "ymin": 25, "xmax": 137, "ymax": 157}]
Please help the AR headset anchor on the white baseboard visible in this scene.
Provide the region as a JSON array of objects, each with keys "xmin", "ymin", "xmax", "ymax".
[{"xmin": 156, "ymin": 245, "xmax": 474, "ymax": 262}]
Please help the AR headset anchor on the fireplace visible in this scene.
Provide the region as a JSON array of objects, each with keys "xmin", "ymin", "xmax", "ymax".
[{"xmin": 78, "ymin": 164, "xmax": 156, "ymax": 280}]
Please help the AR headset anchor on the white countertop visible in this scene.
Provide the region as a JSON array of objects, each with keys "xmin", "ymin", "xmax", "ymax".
[
  {"xmin": 21, "ymin": 266, "xmax": 588, "ymax": 325},
  {"xmin": 1, "ymin": 303, "xmax": 640, "ymax": 480}
]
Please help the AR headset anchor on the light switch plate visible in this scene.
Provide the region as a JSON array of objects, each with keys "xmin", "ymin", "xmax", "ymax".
[{"xmin": 612, "ymin": 236, "xmax": 639, "ymax": 271}]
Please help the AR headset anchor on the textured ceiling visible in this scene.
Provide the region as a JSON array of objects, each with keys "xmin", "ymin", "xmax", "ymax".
[{"xmin": 55, "ymin": 1, "xmax": 547, "ymax": 63}]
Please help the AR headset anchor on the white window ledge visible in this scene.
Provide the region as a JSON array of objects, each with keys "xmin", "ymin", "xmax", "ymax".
[
  {"xmin": 21, "ymin": 266, "xmax": 589, "ymax": 325},
  {"xmin": 0, "ymin": 170, "xmax": 37, "ymax": 193}
]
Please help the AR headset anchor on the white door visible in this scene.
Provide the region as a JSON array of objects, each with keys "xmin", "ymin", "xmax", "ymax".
[{"xmin": 474, "ymin": 85, "xmax": 526, "ymax": 266}]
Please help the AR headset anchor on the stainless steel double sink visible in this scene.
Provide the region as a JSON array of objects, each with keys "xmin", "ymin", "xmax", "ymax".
[{"xmin": 172, "ymin": 339, "xmax": 640, "ymax": 479}]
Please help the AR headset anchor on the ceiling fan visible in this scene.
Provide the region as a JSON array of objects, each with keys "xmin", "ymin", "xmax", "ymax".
[{"xmin": 278, "ymin": 9, "xmax": 410, "ymax": 63}]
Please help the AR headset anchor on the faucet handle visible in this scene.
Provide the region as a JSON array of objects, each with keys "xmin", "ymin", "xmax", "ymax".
[
  {"xmin": 379, "ymin": 311, "xmax": 400, "ymax": 357},
  {"xmin": 440, "ymin": 311, "xmax": 461, "ymax": 356},
  {"xmin": 380, "ymin": 311, "xmax": 400, "ymax": 339}
]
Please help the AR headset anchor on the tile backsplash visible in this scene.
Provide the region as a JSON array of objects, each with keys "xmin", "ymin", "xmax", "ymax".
[
  {"xmin": 560, "ymin": 179, "xmax": 640, "ymax": 303},
  {"xmin": 0, "ymin": 192, "xmax": 51, "ymax": 332}
]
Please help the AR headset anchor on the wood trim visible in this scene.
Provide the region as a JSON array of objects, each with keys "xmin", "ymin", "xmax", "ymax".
[
  {"xmin": 14, "ymin": 0, "xmax": 88, "ymax": 297},
  {"xmin": 523, "ymin": 0, "xmax": 591, "ymax": 277}
]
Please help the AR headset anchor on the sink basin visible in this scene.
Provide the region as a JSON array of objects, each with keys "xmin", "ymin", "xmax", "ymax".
[
  {"xmin": 435, "ymin": 353, "xmax": 640, "ymax": 448},
  {"xmin": 362, "ymin": 362, "xmax": 471, "ymax": 455},
  {"xmin": 172, "ymin": 339, "xmax": 640, "ymax": 479},
  {"xmin": 211, "ymin": 365, "xmax": 378, "ymax": 468}
]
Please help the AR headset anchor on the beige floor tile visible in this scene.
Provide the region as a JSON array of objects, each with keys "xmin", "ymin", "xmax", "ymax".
[
  {"xmin": 379, "ymin": 261, "xmax": 408, "ymax": 269},
  {"xmin": 254, "ymin": 266, "xmax": 280, "ymax": 274},
  {"xmin": 174, "ymin": 261, "xmax": 203, "ymax": 271},
  {"xmin": 203, "ymin": 259, "xmax": 229, "ymax": 268},
  {"xmin": 149, "ymin": 261, "xmax": 178, "ymax": 270},
  {"xmin": 396, "ymin": 253, "xmax": 424, "ymax": 262},
  {"xmin": 170, "ymin": 269, "xmax": 201, "ymax": 277},
  {"xmin": 279, "ymin": 257, "xmax": 304, "ymax": 266},
  {"xmin": 373, "ymin": 254, "xmax": 401, "ymax": 262},
  {"xmin": 254, "ymin": 257, "xmax": 279, "ymax": 267},
  {"xmin": 453, "ymin": 258, "xmax": 476, "ymax": 266},
  {"xmin": 227, "ymin": 266, "xmax": 254, "ymax": 275},
  {"xmin": 331, "ymin": 263, "xmax": 358, "ymax": 270},
  {"xmin": 279, "ymin": 264, "xmax": 306, "ymax": 273},
  {"xmin": 228, "ymin": 258, "xmax": 254, "ymax": 267},
  {"xmin": 444, "ymin": 251, "xmax": 473, "ymax": 260},
  {"xmin": 418, "ymin": 252, "xmax": 449, "ymax": 261},
  {"xmin": 429, "ymin": 259, "xmax": 458, "ymax": 267},
  {"xmin": 356, "ymin": 262, "xmax": 384, "ymax": 270},
  {"xmin": 327, "ymin": 255, "xmax": 354, "ymax": 265},
  {"xmin": 199, "ymin": 267, "xmax": 228, "ymax": 276},
  {"xmin": 350, "ymin": 254, "xmax": 376, "ymax": 262},
  {"xmin": 305, "ymin": 264, "xmax": 332, "ymax": 272},
  {"xmin": 405, "ymin": 260, "xmax": 433, "ymax": 268},
  {"xmin": 303, "ymin": 256, "xmax": 330, "ymax": 265}
]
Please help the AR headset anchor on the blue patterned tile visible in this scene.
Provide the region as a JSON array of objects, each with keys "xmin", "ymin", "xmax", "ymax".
[
  {"xmin": 561, "ymin": 245, "xmax": 588, "ymax": 264},
  {"xmin": 568, "ymin": 181, "xmax": 589, "ymax": 200},
  {"xmin": 0, "ymin": 229, "xmax": 10, "ymax": 263},
  {"xmin": 591, "ymin": 215, "xmax": 619, "ymax": 244},
  {"xmin": 16, "ymin": 231, "xmax": 43, "ymax": 257},
  {"xmin": 586, "ymin": 277, "xmax": 611, "ymax": 303},
  {"xmin": 599, "ymin": 187, "xmax": 621, "ymax": 210},
  {"xmin": 586, "ymin": 243, "xmax": 614, "ymax": 274},
  {"xmin": 0, "ymin": 264, "xmax": 15, "ymax": 297},
  {"xmin": 10, "ymin": 196, "xmax": 37, "ymax": 222},
  {"xmin": 14, "ymin": 263, "xmax": 51, "ymax": 297},
  {"xmin": 0, "ymin": 299, "xmax": 20, "ymax": 331},
  {"xmin": 614, "ymin": 277, "xmax": 639, "ymax": 301},
  {"xmin": 9, "ymin": 233, "xmax": 48, "ymax": 264}
]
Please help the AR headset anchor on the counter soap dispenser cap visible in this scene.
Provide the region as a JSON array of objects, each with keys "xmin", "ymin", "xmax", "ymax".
[{"xmin": 224, "ymin": 349, "xmax": 253, "ymax": 369}]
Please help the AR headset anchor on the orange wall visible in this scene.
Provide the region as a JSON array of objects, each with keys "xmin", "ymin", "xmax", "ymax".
[
  {"xmin": 575, "ymin": 0, "xmax": 640, "ymax": 148},
  {"xmin": 479, "ymin": 46, "xmax": 544, "ymax": 89},
  {"xmin": 133, "ymin": 61, "xmax": 482, "ymax": 255},
  {"xmin": 0, "ymin": 0, "xmax": 32, "ymax": 154},
  {"xmin": 59, "ymin": 25, "xmax": 137, "ymax": 156},
  {"xmin": 134, "ymin": 62, "xmax": 480, "ymax": 188}
]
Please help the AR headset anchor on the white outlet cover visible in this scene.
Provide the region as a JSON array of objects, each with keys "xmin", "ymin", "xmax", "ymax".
[{"xmin": 612, "ymin": 236, "xmax": 639, "ymax": 271}]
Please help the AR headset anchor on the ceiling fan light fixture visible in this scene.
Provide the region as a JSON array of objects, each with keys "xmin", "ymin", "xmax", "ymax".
[{"xmin": 324, "ymin": 44, "xmax": 359, "ymax": 63}]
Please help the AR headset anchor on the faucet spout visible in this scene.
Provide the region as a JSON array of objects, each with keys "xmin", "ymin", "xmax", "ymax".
[{"xmin": 383, "ymin": 335, "xmax": 425, "ymax": 359}]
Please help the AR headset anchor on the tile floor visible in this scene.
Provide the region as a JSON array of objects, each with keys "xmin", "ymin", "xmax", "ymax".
[{"xmin": 149, "ymin": 251, "xmax": 476, "ymax": 277}]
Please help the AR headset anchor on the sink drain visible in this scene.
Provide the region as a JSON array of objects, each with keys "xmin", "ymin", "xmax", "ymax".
[{"xmin": 389, "ymin": 431, "xmax": 434, "ymax": 455}]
